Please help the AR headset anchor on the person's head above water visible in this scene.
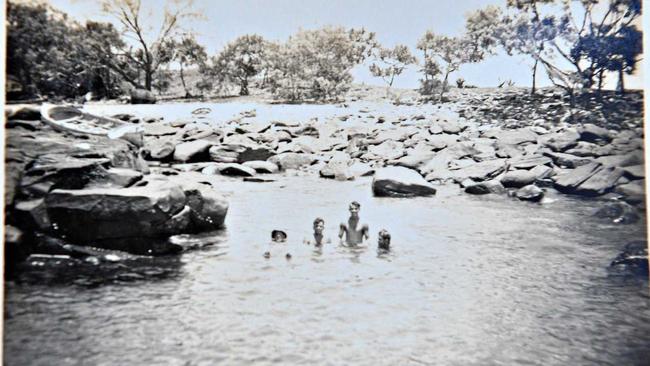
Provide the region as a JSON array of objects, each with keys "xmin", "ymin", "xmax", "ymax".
[
  {"xmin": 313, "ymin": 217, "xmax": 325, "ymax": 234},
  {"xmin": 349, "ymin": 201, "xmax": 361, "ymax": 218},
  {"xmin": 271, "ymin": 230, "xmax": 287, "ymax": 242},
  {"xmin": 378, "ymin": 229, "xmax": 391, "ymax": 250}
]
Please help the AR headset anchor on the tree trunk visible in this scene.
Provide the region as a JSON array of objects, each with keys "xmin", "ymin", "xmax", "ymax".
[
  {"xmin": 439, "ymin": 70, "xmax": 450, "ymax": 101},
  {"xmin": 531, "ymin": 59, "xmax": 538, "ymax": 95},
  {"xmin": 240, "ymin": 77, "xmax": 249, "ymax": 96},
  {"xmin": 180, "ymin": 63, "xmax": 191, "ymax": 98},
  {"xmin": 145, "ymin": 64, "xmax": 153, "ymax": 91},
  {"xmin": 597, "ymin": 69, "xmax": 605, "ymax": 94},
  {"xmin": 617, "ymin": 66, "xmax": 625, "ymax": 94}
]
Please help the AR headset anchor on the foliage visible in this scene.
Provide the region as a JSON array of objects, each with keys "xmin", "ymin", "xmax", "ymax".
[
  {"xmin": 211, "ymin": 34, "xmax": 267, "ymax": 96},
  {"xmin": 6, "ymin": 1, "xmax": 127, "ymax": 98},
  {"xmin": 368, "ymin": 44, "xmax": 417, "ymax": 89},
  {"xmin": 167, "ymin": 34, "xmax": 207, "ymax": 97},
  {"xmin": 265, "ymin": 27, "xmax": 378, "ymax": 102},
  {"xmin": 416, "ymin": 31, "xmax": 482, "ymax": 99},
  {"xmin": 101, "ymin": 0, "xmax": 200, "ymax": 91}
]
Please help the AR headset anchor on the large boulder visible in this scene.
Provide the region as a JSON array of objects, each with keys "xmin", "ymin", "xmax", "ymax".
[
  {"xmin": 500, "ymin": 169, "xmax": 538, "ymax": 188},
  {"xmin": 242, "ymin": 160, "xmax": 279, "ymax": 174},
  {"xmin": 615, "ymin": 180, "xmax": 645, "ymax": 203},
  {"xmin": 130, "ymin": 89, "xmax": 157, "ymax": 104},
  {"xmin": 465, "ymin": 180, "xmax": 505, "ymax": 195},
  {"xmin": 268, "ymin": 153, "xmax": 317, "ymax": 170},
  {"xmin": 579, "ymin": 124, "xmax": 612, "ymax": 143},
  {"xmin": 44, "ymin": 178, "xmax": 228, "ymax": 253},
  {"xmin": 515, "ymin": 185, "xmax": 544, "ymax": 202},
  {"xmin": 372, "ymin": 166, "xmax": 436, "ymax": 197},
  {"xmin": 173, "ymin": 139, "xmax": 213, "ymax": 162}
]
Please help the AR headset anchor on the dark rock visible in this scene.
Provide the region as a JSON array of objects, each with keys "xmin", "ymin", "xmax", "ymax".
[
  {"xmin": 610, "ymin": 240, "xmax": 648, "ymax": 277},
  {"xmin": 594, "ymin": 201, "xmax": 640, "ymax": 224},
  {"xmin": 130, "ymin": 89, "xmax": 157, "ymax": 104},
  {"xmin": 622, "ymin": 165, "xmax": 644, "ymax": 179},
  {"xmin": 515, "ymin": 185, "xmax": 544, "ymax": 202},
  {"xmin": 88, "ymin": 168, "xmax": 143, "ymax": 188},
  {"xmin": 372, "ymin": 166, "xmax": 436, "ymax": 197},
  {"xmin": 5, "ymin": 104, "xmax": 41, "ymax": 120},
  {"xmin": 465, "ymin": 180, "xmax": 505, "ymax": 195},
  {"xmin": 14, "ymin": 198, "xmax": 51, "ymax": 231},
  {"xmin": 579, "ymin": 123, "xmax": 612, "ymax": 143},
  {"xmin": 215, "ymin": 163, "xmax": 257, "ymax": 177}
]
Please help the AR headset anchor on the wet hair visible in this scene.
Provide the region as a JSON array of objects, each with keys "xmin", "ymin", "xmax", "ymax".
[
  {"xmin": 378, "ymin": 229, "xmax": 391, "ymax": 240},
  {"xmin": 313, "ymin": 217, "xmax": 324, "ymax": 226},
  {"xmin": 271, "ymin": 230, "xmax": 287, "ymax": 241},
  {"xmin": 349, "ymin": 201, "xmax": 361, "ymax": 209}
]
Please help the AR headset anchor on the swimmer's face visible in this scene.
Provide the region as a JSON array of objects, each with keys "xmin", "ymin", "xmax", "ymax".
[
  {"xmin": 349, "ymin": 204, "xmax": 360, "ymax": 217},
  {"xmin": 378, "ymin": 236, "xmax": 390, "ymax": 249},
  {"xmin": 273, "ymin": 233, "xmax": 286, "ymax": 242},
  {"xmin": 314, "ymin": 221, "xmax": 325, "ymax": 234}
]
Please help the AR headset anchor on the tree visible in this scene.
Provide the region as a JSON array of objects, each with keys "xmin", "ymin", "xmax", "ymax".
[
  {"xmin": 212, "ymin": 34, "xmax": 267, "ymax": 96},
  {"xmin": 265, "ymin": 27, "xmax": 377, "ymax": 102},
  {"xmin": 168, "ymin": 34, "xmax": 207, "ymax": 97},
  {"xmin": 568, "ymin": 0, "xmax": 642, "ymax": 93},
  {"xmin": 101, "ymin": 0, "xmax": 200, "ymax": 91},
  {"xmin": 369, "ymin": 45, "xmax": 417, "ymax": 95},
  {"xmin": 417, "ymin": 32, "xmax": 482, "ymax": 100}
]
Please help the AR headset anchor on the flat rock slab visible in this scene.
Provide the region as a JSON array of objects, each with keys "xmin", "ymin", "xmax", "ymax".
[
  {"xmin": 489, "ymin": 128, "xmax": 538, "ymax": 145},
  {"xmin": 553, "ymin": 162, "xmax": 602, "ymax": 193},
  {"xmin": 539, "ymin": 130, "xmax": 580, "ymax": 152},
  {"xmin": 509, "ymin": 154, "xmax": 552, "ymax": 169},
  {"xmin": 372, "ymin": 166, "xmax": 436, "ymax": 197},
  {"xmin": 144, "ymin": 123, "xmax": 177, "ymax": 136},
  {"xmin": 574, "ymin": 167, "xmax": 623, "ymax": 196},
  {"xmin": 543, "ymin": 151, "xmax": 593, "ymax": 168},
  {"xmin": 449, "ymin": 159, "xmax": 507, "ymax": 182}
]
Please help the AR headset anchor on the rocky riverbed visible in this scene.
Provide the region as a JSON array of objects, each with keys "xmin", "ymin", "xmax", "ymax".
[{"xmin": 4, "ymin": 87, "xmax": 647, "ymax": 275}]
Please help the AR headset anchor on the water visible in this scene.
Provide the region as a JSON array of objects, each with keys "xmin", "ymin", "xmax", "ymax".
[{"xmin": 4, "ymin": 175, "xmax": 649, "ymax": 366}]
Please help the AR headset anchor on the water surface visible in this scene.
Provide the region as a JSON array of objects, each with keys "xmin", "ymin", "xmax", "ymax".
[{"xmin": 4, "ymin": 175, "xmax": 649, "ymax": 366}]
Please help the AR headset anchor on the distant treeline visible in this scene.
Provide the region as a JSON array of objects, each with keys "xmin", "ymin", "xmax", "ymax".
[{"xmin": 6, "ymin": 0, "xmax": 642, "ymax": 102}]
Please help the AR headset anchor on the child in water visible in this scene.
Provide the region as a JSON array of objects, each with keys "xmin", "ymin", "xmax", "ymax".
[
  {"xmin": 304, "ymin": 217, "xmax": 331, "ymax": 246},
  {"xmin": 339, "ymin": 201, "xmax": 369, "ymax": 246},
  {"xmin": 377, "ymin": 229, "xmax": 391, "ymax": 251},
  {"xmin": 265, "ymin": 230, "xmax": 291, "ymax": 259}
]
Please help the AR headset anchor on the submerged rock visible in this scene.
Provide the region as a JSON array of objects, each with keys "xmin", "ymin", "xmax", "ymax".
[
  {"xmin": 372, "ymin": 166, "xmax": 436, "ymax": 197},
  {"xmin": 610, "ymin": 240, "xmax": 648, "ymax": 277},
  {"xmin": 594, "ymin": 201, "xmax": 640, "ymax": 224}
]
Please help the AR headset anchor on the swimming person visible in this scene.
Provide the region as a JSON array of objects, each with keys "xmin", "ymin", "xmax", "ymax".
[
  {"xmin": 271, "ymin": 230, "xmax": 287, "ymax": 243},
  {"xmin": 339, "ymin": 201, "xmax": 369, "ymax": 246},
  {"xmin": 377, "ymin": 229, "xmax": 391, "ymax": 251},
  {"xmin": 304, "ymin": 217, "xmax": 331, "ymax": 247}
]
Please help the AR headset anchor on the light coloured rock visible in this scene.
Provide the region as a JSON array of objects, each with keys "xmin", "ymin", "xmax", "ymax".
[
  {"xmin": 243, "ymin": 160, "xmax": 279, "ymax": 174},
  {"xmin": 173, "ymin": 139, "xmax": 213, "ymax": 162},
  {"xmin": 515, "ymin": 185, "xmax": 544, "ymax": 202},
  {"xmin": 268, "ymin": 153, "xmax": 317, "ymax": 170},
  {"xmin": 500, "ymin": 169, "xmax": 538, "ymax": 188}
]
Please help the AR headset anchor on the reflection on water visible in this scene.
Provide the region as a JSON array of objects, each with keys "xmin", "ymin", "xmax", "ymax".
[{"xmin": 4, "ymin": 175, "xmax": 649, "ymax": 366}]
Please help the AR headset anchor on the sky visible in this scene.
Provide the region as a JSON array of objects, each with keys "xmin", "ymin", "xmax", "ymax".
[{"xmin": 47, "ymin": 0, "xmax": 643, "ymax": 90}]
